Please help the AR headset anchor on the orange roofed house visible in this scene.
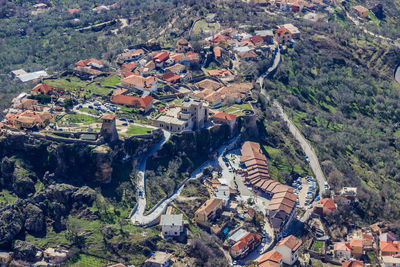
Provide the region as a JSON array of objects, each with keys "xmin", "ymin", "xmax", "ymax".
[
  {"xmin": 230, "ymin": 232, "xmax": 262, "ymax": 259},
  {"xmin": 257, "ymin": 250, "xmax": 283, "ymax": 267},
  {"xmin": 6, "ymin": 110, "xmax": 53, "ymax": 130},
  {"xmin": 275, "ymin": 235, "xmax": 302, "ymax": 265},
  {"xmin": 120, "ymin": 74, "xmax": 158, "ymax": 92},
  {"xmin": 111, "ymin": 95, "xmax": 154, "ymax": 113},
  {"xmin": 31, "ymin": 83, "xmax": 54, "ymax": 95},
  {"xmin": 314, "ymin": 198, "xmax": 336, "ymax": 215},
  {"xmin": 212, "ymin": 112, "xmax": 238, "ymax": 134},
  {"xmin": 342, "ymin": 260, "xmax": 364, "ymax": 267},
  {"xmin": 275, "ymin": 27, "xmax": 292, "ymax": 44},
  {"xmin": 334, "ymin": 242, "xmax": 352, "ymax": 260},
  {"xmin": 350, "ymin": 239, "xmax": 364, "ymax": 259},
  {"xmin": 352, "ymin": 5, "xmax": 369, "ymax": 18},
  {"xmin": 118, "ymin": 49, "xmax": 145, "ymax": 62},
  {"xmin": 194, "ymin": 198, "xmax": 222, "ymax": 225},
  {"xmin": 380, "ymin": 241, "xmax": 400, "ymax": 257},
  {"xmin": 75, "ymin": 58, "xmax": 106, "ymax": 75}
]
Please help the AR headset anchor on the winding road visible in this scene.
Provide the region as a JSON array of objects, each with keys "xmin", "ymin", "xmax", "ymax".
[{"xmin": 130, "ymin": 133, "xmax": 239, "ymax": 226}]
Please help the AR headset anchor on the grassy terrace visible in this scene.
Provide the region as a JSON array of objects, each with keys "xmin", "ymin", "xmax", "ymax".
[
  {"xmin": 61, "ymin": 114, "xmax": 101, "ymax": 124},
  {"xmin": 125, "ymin": 125, "xmax": 152, "ymax": 135},
  {"xmin": 191, "ymin": 19, "xmax": 220, "ymax": 35},
  {"xmin": 45, "ymin": 75, "xmax": 119, "ymax": 97},
  {"xmin": 211, "ymin": 103, "xmax": 252, "ymax": 116}
]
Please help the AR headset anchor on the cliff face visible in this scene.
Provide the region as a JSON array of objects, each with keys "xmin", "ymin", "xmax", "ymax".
[{"xmin": 0, "ymin": 131, "xmax": 163, "ymax": 188}]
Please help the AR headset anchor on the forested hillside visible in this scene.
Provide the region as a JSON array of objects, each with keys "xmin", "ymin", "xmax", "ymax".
[{"xmin": 268, "ymin": 19, "xmax": 400, "ymax": 223}]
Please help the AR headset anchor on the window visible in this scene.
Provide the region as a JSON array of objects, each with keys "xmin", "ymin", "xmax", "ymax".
[{"xmin": 175, "ymin": 232, "xmax": 177, "ymax": 235}]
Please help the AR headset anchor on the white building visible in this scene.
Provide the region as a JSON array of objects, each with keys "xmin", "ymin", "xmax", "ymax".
[
  {"xmin": 382, "ymin": 256, "xmax": 400, "ymax": 267},
  {"xmin": 160, "ymin": 214, "xmax": 184, "ymax": 238},
  {"xmin": 214, "ymin": 185, "xmax": 230, "ymax": 207},
  {"xmin": 275, "ymin": 235, "xmax": 302, "ymax": 265}
]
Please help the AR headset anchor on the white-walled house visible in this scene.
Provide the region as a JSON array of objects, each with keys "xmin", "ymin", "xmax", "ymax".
[
  {"xmin": 275, "ymin": 235, "xmax": 302, "ymax": 265},
  {"xmin": 160, "ymin": 214, "xmax": 184, "ymax": 238}
]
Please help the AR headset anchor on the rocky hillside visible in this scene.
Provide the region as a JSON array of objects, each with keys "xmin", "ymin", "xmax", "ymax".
[{"xmin": 0, "ymin": 131, "xmax": 162, "ymax": 255}]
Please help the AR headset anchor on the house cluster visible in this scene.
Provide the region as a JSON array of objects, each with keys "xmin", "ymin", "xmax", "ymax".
[
  {"xmin": 3, "ymin": 91, "xmax": 54, "ymax": 130},
  {"xmin": 0, "ymin": 247, "xmax": 70, "ymax": 266},
  {"xmin": 327, "ymin": 220, "xmax": 400, "ymax": 266},
  {"xmin": 257, "ymin": 235, "xmax": 303, "ymax": 266},
  {"xmin": 240, "ymin": 141, "xmax": 298, "ymax": 238}
]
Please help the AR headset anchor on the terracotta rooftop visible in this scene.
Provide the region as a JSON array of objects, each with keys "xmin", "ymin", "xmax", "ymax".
[
  {"xmin": 342, "ymin": 260, "xmax": 364, "ymax": 267},
  {"xmin": 319, "ymin": 198, "xmax": 336, "ymax": 211},
  {"xmin": 195, "ymin": 198, "xmax": 222, "ymax": 216},
  {"xmin": 213, "ymin": 112, "xmax": 237, "ymax": 121},
  {"xmin": 231, "ymin": 232, "xmax": 261, "ymax": 252},
  {"xmin": 195, "ymin": 79, "xmax": 223, "ymax": 91},
  {"xmin": 334, "ymin": 242, "xmax": 351, "ymax": 252},
  {"xmin": 258, "ymin": 250, "xmax": 282, "ymax": 265},
  {"xmin": 112, "ymin": 95, "xmax": 154, "ymax": 108},
  {"xmin": 102, "ymin": 113, "xmax": 115, "ymax": 120},
  {"xmin": 276, "ymin": 235, "xmax": 302, "ymax": 251},
  {"xmin": 121, "ymin": 74, "xmax": 157, "ymax": 88},
  {"xmin": 380, "ymin": 241, "xmax": 400, "ymax": 253}
]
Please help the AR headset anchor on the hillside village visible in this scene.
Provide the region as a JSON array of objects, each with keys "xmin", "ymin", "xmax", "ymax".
[{"xmin": 1, "ymin": 5, "xmax": 400, "ymax": 267}]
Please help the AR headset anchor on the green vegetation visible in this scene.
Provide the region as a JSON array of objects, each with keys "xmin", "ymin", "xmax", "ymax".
[
  {"xmin": 268, "ymin": 20, "xmax": 400, "ymax": 222},
  {"xmin": 100, "ymin": 75, "xmax": 121, "ymax": 87},
  {"xmin": 312, "ymin": 241, "xmax": 324, "ymax": 253},
  {"xmin": 61, "ymin": 114, "xmax": 101, "ymax": 124},
  {"xmin": 212, "ymin": 103, "xmax": 253, "ymax": 116},
  {"xmin": 0, "ymin": 189, "xmax": 18, "ymax": 205},
  {"xmin": 45, "ymin": 76, "xmax": 113, "ymax": 97},
  {"xmin": 125, "ymin": 125, "xmax": 152, "ymax": 136},
  {"xmin": 191, "ymin": 19, "xmax": 220, "ymax": 35},
  {"xmin": 65, "ymin": 254, "xmax": 111, "ymax": 267}
]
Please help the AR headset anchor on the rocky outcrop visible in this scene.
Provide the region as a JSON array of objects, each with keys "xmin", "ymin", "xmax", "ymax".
[
  {"xmin": 371, "ymin": 4, "xmax": 385, "ymax": 20},
  {"xmin": 24, "ymin": 204, "xmax": 45, "ymax": 234},
  {"xmin": 71, "ymin": 186, "xmax": 97, "ymax": 205},
  {"xmin": 12, "ymin": 240, "xmax": 38, "ymax": 262},
  {"xmin": 0, "ymin": 208, "xmax": 23, "ymax": 248},
  {"xmin": 93, "ymin": 145, "xmax": 113, "ymax": 182}
]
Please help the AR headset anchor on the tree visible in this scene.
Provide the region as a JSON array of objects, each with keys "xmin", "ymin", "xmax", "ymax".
[
  {"xmin": 65, "ymin": 218, "xmax": 86, "ymax": 250},
  {"xmin": 64, "ymin": 98, "xmax": 74, "ymax": 109}
]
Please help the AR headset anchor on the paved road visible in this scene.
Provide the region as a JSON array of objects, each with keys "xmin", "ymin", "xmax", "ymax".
[
  {"xmin": 272, "ymin": 101, "xmax": 327, "ymax": 223},
  {"xmin": 257, "ymin": 48, "xmax": 281, "ymax": 89},
  {"xmin": 130, "ymin": 134, "xmax": 238, "ymax": 226},
  {"xmin": 395, "ymin": 65, "xmax": 400, "ymax": 85},
  {"xmin": 130, "ymin": 130, "xmax": 171, "ymax": 226}
]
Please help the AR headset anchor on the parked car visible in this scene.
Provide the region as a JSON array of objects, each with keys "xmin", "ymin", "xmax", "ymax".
[
  {"xmin": 128, "ymin": 119, "xmax": 134, "ymax": 123},
  {"xmin": 88, "ymin": 105, "xmax": 93, "ymax": 109},
  {"xmin": 122, "ymin": 122, "xmax": 128, "ymax": 126},
  {"xmin": 119, "ymin": 118, "xmax": 127, "ymax": 121}
]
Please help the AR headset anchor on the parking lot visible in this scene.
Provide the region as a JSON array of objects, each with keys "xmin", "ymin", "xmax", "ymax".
[{"xmin": 292, "ymin": 176, "xmax": 319, "ymax": 209}]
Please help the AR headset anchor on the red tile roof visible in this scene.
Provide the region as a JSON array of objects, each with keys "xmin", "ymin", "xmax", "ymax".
[
  {"xmin": 276, "ymin": 235, "xmax": 302, "ymax": 251},
  {"xmin": 153, "ymin": 52, "xmax": 169, "ymax": 62},
  {"xmin": 319, "ymin": 198, "xmax": 336, "ymax": 211},
  {"xmin": 275, "ymin": 27, "xmax": 291, "ymax": 36},
  {"xmin": 111, "ymin": 95, "xmax": 154, "ymax": 108},
  {"xmin": 68, "ymin": 8, "xmax": 80, "ymax": 14},
  {"xmin": 32, "ymin": 83, "xmax": 53, "ymax": 94},
  {"xmin": 162, "ymin": 72, "xmax": 180, "ymax": 83},
  {"xmin": 342, "ymin": 260, "xmax": 364, "ymax": 267},
  {"xmin": 231, "ymin": 232, "xmax": 261, "ymax": 251},
  {"xmin": 214, "ymin": 47, "xmax": 222, "ymax": 58},
  {"xmin": 213, "ymin": 112, "xmax": 237, "ymax": 121},
  {"xmin": 121, "ymin": 62, "xmax": 138, "ymax": 71},
  {"xmin": 350, "ymin": 239, "xmax": 363, "ymax": 248},
  {"xmin": 258, "ymin": 250, "xmax": 282, "ymax": 265},
  {"xmin": 380, "ymin": 241, "xmax": 400, "ymax": 253},
  {"xmin": 334, "ymin": 242, "xmax": 351, "ymax": 252},
  {"xmin": 102, "ymin": 113, "xmax": 115, "ymax": 120}
]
